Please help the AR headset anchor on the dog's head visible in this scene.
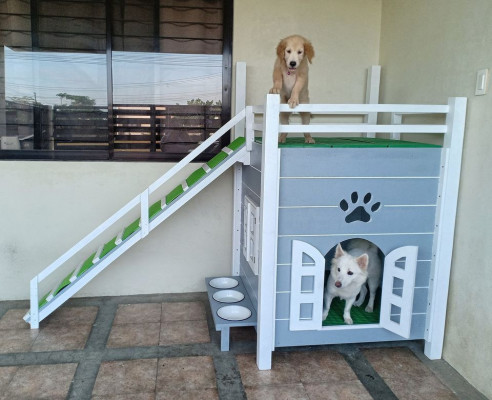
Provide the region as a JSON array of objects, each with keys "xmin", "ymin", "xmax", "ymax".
[
  {"xmin": 276, "ymin": 35, "xmax": 314, "ymax": 72},
  {"xmin": 330, "ymin": 243, "xmax": 368, "ymax": 289}
]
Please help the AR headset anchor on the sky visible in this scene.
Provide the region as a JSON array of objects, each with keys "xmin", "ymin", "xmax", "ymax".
[{"xmin": 4, "ymin": 46, "xmax": 222, "ymax": 106}]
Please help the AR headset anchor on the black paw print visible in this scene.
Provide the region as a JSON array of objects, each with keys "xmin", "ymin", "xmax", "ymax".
[{"xmin": 339, "ymin": 192, "xmax": 381, "ymax": 223}]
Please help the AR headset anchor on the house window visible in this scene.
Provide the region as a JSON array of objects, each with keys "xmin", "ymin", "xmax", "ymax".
[{"xmin": 0, "ymin": 0, "xmax": 232, "ymax": 160}]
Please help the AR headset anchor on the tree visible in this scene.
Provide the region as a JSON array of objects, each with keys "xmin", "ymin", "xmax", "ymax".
[
  {"xmin": 186, "ymin": 98, "xmax": 222, "ymax": 106},
  {"xmin": 56, "ymin": 93, "xmax": 96, "ymax": 106}
]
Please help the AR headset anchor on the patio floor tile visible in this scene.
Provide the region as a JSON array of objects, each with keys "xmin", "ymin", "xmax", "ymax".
[
  {"xmin": 113, "ymin": 303, "xmax": 162, "ymax": 325},
  {"xmin": 107, "ymin": 322, "xmax": 161, "ymax": 348},
  {"xmin": 161, "ymin": 301, "xmax": 206, "ymax": 322},
  {"xmin": 159, "ymin": 320, "xmax": 210, "ymax": 345},
  {"xmin": 92, "ymin": 358, "xmax": 157, "ymax": 397},
  {"xmin": 31, "ymin": 323, "xmax": 92, "ymax": 352},
  {"xmin": 156, "ymin": 355, "xmax": 216, "ymax": 391},
  {"xmin": 363, "ymin": 347, "xmax": 458, "ymax": 400},
  {"xmin": 2, "ymin": 363, "xmax": 77, "ymax": 399}
]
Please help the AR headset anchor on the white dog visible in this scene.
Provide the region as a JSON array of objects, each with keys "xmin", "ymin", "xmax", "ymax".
[
  {"xmin": 269, "ymin": 34, "xmax": 315, "ymax": 144},
  {"xmin": 322, "ymin": 239, "xmax": 382, "ymax": 324}
]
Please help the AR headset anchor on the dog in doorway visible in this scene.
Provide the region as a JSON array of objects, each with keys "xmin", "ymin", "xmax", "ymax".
[{"xmin": 323, "ymin": 239, "xmax": 382, "ymax": 324}]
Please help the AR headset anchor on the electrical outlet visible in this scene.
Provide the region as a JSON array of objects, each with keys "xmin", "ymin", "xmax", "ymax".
[{"xmin": 475, "ymin": 69, "xmax": 489, "ymax": 96}]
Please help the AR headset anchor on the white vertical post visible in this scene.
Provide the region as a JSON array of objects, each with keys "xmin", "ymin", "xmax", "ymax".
[
  {"xmin": 233, "ymin": 62, "xmax": 247, "ymax": 140},
  {"xmin": 364, "ymin": 65, "xmax": 381, "ymax": 138},
  {"xmin": 245, "ymin": 106, "xmax": 254, "ymax": 151},
  {"xmin": 256, "ymin": 94, "xmax": 280, "ymax": 370},
  {"xmin": 140, "ymin": 189, "xmax": 149, "ymax": 238},
  {"xmin": 425, "ymin": 97, "xmax": 467, "ymax": 359},
  {"xmin": 30, "ymin": 277, "xmax": 39, "ymax": 329},
  {"xmin": 391, "ymin": 113, "xmax": 402, "ymax": 140},
  {"xmin": 231, "ymin": 163, "xmax": 243, "ymax": 276}
]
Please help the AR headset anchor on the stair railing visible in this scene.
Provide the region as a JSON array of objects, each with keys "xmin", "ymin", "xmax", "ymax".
[{"xmin": 28, "ymin": 108, "xmax": 247, "ymax": 328}]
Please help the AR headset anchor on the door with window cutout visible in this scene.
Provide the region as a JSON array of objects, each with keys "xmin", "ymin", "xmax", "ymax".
[{"xmin": 289, "ymin": 240, "xmax": 418, "ymax": 339}]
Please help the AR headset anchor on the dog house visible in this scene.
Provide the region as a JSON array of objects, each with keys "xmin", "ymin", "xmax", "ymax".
[{"xmin": 214, "ymin": 73, "xmax": 467, "ymax": 369}]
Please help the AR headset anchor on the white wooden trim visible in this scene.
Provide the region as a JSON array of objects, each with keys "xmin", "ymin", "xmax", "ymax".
[
  {"xmin": 37, "ymin": 193, "xmax": 141, "ymax": 282},
  {"xmin": 391, "ymin": 113, "xmax": 402, "ymax": 140},
  {"xmin": 289, "ymin": 240, "xmax": 325, "ymax": 331},
  {"xmin": 245, "ymin": 106, "xmax": 255, "ymax": 152},
  {"xmin": 364, "ymin": 65, "xmax": 381, "ymax": 138},
  {"xmin": 148, "ymin": 109, "xmax": 246, "ymax": 195},
  {"xmin": 234, "ymin": 62, "xmax": 247, "ymax": 140},
  {"xmin": 29, "ymin": 277, "xmax": 39, "ymax": 329},
  {"xmin": 232, "ymin": 163, "xmax": 243, "ymax": 276},
  {"xmin": 278, "ymin": 124, "xmax": 447, "ymax": 134},
  {"xmin": 149, "ymin": 147, "xmax": 248, "ymax": 232},
  {"xmin": 380, "ymin": 246, "xmax": 418, "ymax": 338},
  {"xmin": 425, "ymin": 97, "xmax": 467, "ymax": 359},
  {"xmin": 277, "ymin": 104, "xmax": 449, "ymax": 114},
  {"xmin": 26, "ymin": 232, "xmax": 142, "ymax": 325},
  {"xmin": 256, "ymin": 94, "xmax": 280, "ymax": 370},
  {"xmin": 140, "ymin": 189, "xmax": 149, "ymax": 238}
]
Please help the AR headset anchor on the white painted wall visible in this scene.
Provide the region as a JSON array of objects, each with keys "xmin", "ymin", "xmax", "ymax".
[
  {"xmin": 233, "ymin": 0, "xmax": 382, "ymax": 106},
  {"xmin": 380, "ymin": 1, "xmax": 492, "ymax": 398},
  {"xmin": 0, "ymin": 161, "xmax": 234, "ymax": 299},
  {"xmin": 0, "ymin": 0, "xmax": 383, "ymax": 302}
]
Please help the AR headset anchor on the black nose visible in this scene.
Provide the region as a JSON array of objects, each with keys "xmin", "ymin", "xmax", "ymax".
[{"xmin": 289, "ymin": 61, "xmax": 296, "ymax": 68}]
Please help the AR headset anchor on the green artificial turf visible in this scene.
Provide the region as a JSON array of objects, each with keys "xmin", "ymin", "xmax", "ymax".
[
  {"xmin": 322, "ymin": 290, "xmax": 381, "ymax": 326},
  {"xmin": 122, "ymin": 218, "xmax": 140, "ymax": 241},
  {"xmin": 256, "ymin": 137, "xmax": 440, "ymax": 148}
]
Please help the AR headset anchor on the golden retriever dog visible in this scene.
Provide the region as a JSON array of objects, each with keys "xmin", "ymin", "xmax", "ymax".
[{"xmin": 269, "ymin": 35, "xmax": 315, "ymax": 143}]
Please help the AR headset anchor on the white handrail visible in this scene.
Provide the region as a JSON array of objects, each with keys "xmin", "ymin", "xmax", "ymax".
[
  {"xmin": 148, "ymin": 109, "xmax": 246, "ymax": 194},
  {"xmin": 277, "ymin": 103, "xmax": 449, "ymax": 114},
  {"xmin": 36, "ymin": 109, "xmax": 247, "ymax": 285},
  {"xmin": 278, "ymin": 124, "xmax": 447, "ymax": 134}
]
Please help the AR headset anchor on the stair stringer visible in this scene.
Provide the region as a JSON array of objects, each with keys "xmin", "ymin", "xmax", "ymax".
[{"xmin": 25, "ymin": 145, "xmax": 249, "ymax": 325}]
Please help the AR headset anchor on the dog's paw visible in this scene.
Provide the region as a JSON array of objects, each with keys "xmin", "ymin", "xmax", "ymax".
[
  {"xmin": 278, "ymin": 134, "xmax": 287, "ymax": 143},
  {"xmin": 304, "ymin": 136, "xmax": 315, "ymax": 144},
  {"xmin": 365, "ymin": 305, "xmax": 374, "ymax": 313},
  {"xmin": 288, "ymin": 97, "xmax": 299, "ymax": 108},
  {"xmin": 344, "ymin": 315, "xmax": 354, "ymax": 325},
  {"xmin": 339, "ymin": 192, "xmax": 381, "ymax": 223},
  {"xmin": 322, "ymin": 309, "xmax": 329, "ymax": 320},
  {"xmin": 269, "ymin": 87, "xmax": 281, "ymax": 95}
]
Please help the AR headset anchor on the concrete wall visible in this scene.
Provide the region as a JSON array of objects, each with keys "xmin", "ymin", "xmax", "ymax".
[
  {"xmin": 0, "ymin": 0, "xmax": 383, "ymax": 301},
  {"xmin": 379, "ymin": 1, "xmax": 492, "ymax": 397}
]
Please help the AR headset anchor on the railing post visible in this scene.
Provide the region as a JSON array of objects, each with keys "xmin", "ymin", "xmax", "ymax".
[
  {"xmin": 257, "ymin": 94, "xmax": 280, "ymax": 370},
  {"xmin": 140, "ymin": 189, "xmax": 149, "ymax": 238},
  {"xmin": 391, "ymin": 113, "xmax": 402, "ymax": 140},
  {"xmin": 234, "ymin": 62, "xmax": 247, "ymax": 140},
  {"xmin": 30, "ymin": 277, "xmax": 39, "ymax": 329},
  {"xmin": 245, "ymin": 106, "xmax": 254, "ymax": 151},
  {"xmin": 364, "ymin": 65, "xmax": 381, "ymax": 138},
  {"xmin": 425, "ymin": 97, "xmax": 467, "ymax": 359}
]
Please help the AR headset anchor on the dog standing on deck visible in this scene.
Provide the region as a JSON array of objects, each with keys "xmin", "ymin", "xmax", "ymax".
[
  {"xmin": 269, "ymin": 35, "xmax": 315, "ymax": 144},
  {"xmin": 322, "ymin": 239, "xmax": 382, "ymax": 324}
]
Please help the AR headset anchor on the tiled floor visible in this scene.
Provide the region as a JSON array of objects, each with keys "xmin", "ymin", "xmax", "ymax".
[{"xmin": 0, "ymin": 293, "xmax": 487, "ymax": 400}]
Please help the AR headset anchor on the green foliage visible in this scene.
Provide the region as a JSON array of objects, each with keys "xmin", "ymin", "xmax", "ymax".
[
  {"xmin": 186, "ymin": 98, "xmax": 222, "ymax": 106},
  {"xmin": 56, "ymin": 93, "xmax": 96, "ymax": 106}
]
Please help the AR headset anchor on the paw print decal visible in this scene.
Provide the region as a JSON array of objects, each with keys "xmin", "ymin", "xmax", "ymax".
[{"xmin": 339, "ymin": 192, "xmax": 381, "ymax": 223}]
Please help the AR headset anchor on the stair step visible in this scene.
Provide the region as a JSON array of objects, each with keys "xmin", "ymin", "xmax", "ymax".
[
  {"xmin": 165, "ymin": 185, "xmax": 184, "ymax": 205},
  {"xmin": 186, "ymin": 167, "xmax": 207, "ymax": 187},
  {"xmin": 46, "ymin": 269, "xmax": 76, "ymax": 303},
  {"xmin": 149, "ymin": 200, "xmax": 162, "ymax": 220},
  {"xmin": 122, "ymin": 218, "xmax": 141, "ymax": 241}
]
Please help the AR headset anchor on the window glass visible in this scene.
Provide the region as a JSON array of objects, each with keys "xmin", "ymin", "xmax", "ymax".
[{"xmin": 0, "ymin": 0, "xmax": 229, "ymax": 160}]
